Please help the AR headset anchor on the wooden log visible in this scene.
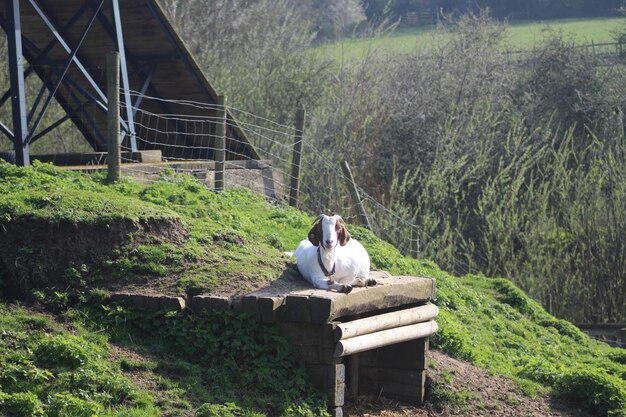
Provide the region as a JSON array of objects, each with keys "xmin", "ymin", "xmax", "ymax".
[
  {"xmin": 335, "ymin": 304, "xmax": 438, "ymax": 341},
  {"xmin": 335, "ymin": 320, "xmax": 438, "ymax": 357}
]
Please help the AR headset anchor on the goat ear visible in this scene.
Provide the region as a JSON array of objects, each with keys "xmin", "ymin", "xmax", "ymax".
[
  {"xmin": 308, "ymin": 217, "xmax": 323, "ymax": 247},
  {"xmin": 338, "ymin": 218, "xmax": 351, "ymax": 246}
]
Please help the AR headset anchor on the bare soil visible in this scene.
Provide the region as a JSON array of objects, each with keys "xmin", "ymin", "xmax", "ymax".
[
  {"xmin": 0, "ymin": 216, "xmax": 186, "ymax": 298},
  {"xmin": 345, "ymin": 350, "xmax": 592, "ymax": 417}
]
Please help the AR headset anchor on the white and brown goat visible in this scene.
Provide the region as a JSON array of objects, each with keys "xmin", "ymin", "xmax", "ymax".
[{"xmin": 292, "ymin": 214, "xmax": 376, "ymax": 293}]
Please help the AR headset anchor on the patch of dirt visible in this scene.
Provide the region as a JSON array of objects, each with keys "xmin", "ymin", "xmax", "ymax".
[
  {"xmin": 344, "ymin": 350, "xmax": 592, "ymax": 417},
  {"xmin": 0, "ymin": 216, "xmax": 187, "ymax": 298}
]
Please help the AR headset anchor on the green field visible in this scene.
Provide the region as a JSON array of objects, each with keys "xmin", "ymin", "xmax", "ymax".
[{"xmin": 318, "ymin": 17, "xmax": 625, "ymax": 61}]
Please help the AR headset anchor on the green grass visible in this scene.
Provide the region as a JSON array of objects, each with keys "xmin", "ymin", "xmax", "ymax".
[
  {"xmin": 0, "ymin": 161, "xmax": 177, "ymax": 224},
  {"xmin": 0, "ymin": 304, "xmax": 159, "ymax": 417},
  {"xmin": 317, "ymin": 17, "xmax": 625, "ymax": 61},
  {"xmin": 0, "ymin": 162, "xmax": 310, "ymax": 297},
  {"xmin": 0, "ymin": 162, "xmax": 625, "ymax": 416}
]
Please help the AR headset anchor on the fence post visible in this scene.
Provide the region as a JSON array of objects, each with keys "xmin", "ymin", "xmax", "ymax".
[
  {"xmin": 215, "ymin": 95, "xmax": 226, "ymax": 192},
  {"xmin": 289, "ymin": 106, "xmax": 305, "ymax": 208},
  {"xmin": 341, "ymin": 160, "xmax": 371, "ymax": 230},
  {"xmin": 410, "ymin": 225, "xmax": 421, "ymax": 258},
  {"xmin": 106, "ymin": 51, "xmax": 121, "ymax": 183}
]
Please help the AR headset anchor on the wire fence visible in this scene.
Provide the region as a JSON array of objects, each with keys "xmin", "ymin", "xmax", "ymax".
[{"xmin": 114, "ymin": 92, "xmax": 425, "ymax": 259}]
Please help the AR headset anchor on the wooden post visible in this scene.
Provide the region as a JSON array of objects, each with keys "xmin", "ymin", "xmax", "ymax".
[
  {"xmin": 106, "ymin": 51, "xmax": 121, "ymax": 183},
  {"xmin": 410, "ymin": 225, "xmax": 421, "ymax": 258},
  {"xmin": 341, "ymin": 160, "xmax": 371, "ymax": 230},
  {"xmin": 215, "ymin": 95, "xmax": 226, "ymax": 192},
  {"xmin": 289, "ymin": 106, "xmax": 305, "ymax": 208}
]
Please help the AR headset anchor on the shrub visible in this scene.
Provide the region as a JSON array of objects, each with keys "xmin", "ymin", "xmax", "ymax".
[
  {"xmin": 555, "ymin": 369, "xmax": 626, "ymax": 417},
  {"xmin": 0, "ymin": 391, "xmax": 44, "ymax": 417}
]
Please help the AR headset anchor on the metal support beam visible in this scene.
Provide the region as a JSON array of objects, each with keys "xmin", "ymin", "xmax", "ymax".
[
  {"xmin": 0, "ymin": 122, "xmax": 13, "ymax": 141},
  {"xmin": 29, "ymin": 115, "xmax": 71, "ymax": 144},
  {"xmin": 28, "ymin": 0, "xmax": 109, "ymax": 104},
  {"xmin": 132, "ymin": 65, "xmax": 155, "ymax": 115},
  {"xmin": 27, "ymin": 0, "xmax": 105, "ymax": 144},
  {"xmin": 59, "ymin": 79, "xmax": 108, "ymax": 148},
  {"xmin": 27, "ymin": 72, "xmax": 49, "ymax": 124},
  {"xmin": 112, "ymin": 0, "xmax": 137, "ymax": 150},
  {"xmin": 5, "ymin": 0, "xmax": 30, "ymax": 166}
]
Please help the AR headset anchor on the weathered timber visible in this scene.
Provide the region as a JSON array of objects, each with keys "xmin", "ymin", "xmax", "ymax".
[
  {"xmin": 360, "ymin": 338, "xmax": 429, "ymax": 370},
  {"xmin": 360, "ymin": 367, "xmax": 426, "ymax": 404},
  {"xmin": 214, "ymin": 95, "xmax": 226, "ymax": 192},
  {"xmin": 304, "ymin": 363, "xmax": 345, "ymax": 407},
  {"xmin": 190, "ymin": 295, "xmax": 231, "ymax": 311},
  {"xmin": 335, "ymin": 304, "xmax": 439, "ymax": 341},
  {"xmin": 288, "ymin": 106, "xmax": 305, "ymax": 208},
  {"xmin": 109, "ymin": 293, "xmax": 186, "ymax": 311},
  {"xmin": 34, "ymin": 150, "xmax": 162, "ymax": 165},
  {"xmin": 307, "ymin": 276, "xmax": 436, "ymax": 323},
  {"xmin": 242, "ymin": 272, "xmax": 435, "ymax": 324},
  {"xmin": 258, "ymin": 296, "xmax": 284, "ymax": 323},
  {"xmin": 285, "ymin": 294, "xmax": 312, "ymax": 322},
  {"xmin": 106, "ymin": 52, "xmax": 121, "ymax": 183},
  {"xmin": 335, "ymin": 320, "xmax": 438, "ymax": 357}
]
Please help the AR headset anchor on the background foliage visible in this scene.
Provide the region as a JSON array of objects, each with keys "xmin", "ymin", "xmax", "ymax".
[{"xmin": 0, "ymin": 2, "xmax": 624, "ymax": 324}]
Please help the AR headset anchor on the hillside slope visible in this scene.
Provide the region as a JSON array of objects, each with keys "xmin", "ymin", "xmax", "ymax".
[{"xmin": 0, "ymin": 162, "xmax": 624, "ymax": 417}]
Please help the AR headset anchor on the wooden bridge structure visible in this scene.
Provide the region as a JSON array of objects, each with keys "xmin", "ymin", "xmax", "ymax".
[{"xmin": 0, "ymin": 0, "xmax": 259, "ymax": 166}]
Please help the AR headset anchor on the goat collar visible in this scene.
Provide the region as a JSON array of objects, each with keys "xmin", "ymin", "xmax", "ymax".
[{"xmin": 317, "ymin": 246, "xmax": 336, "ymax": 277}]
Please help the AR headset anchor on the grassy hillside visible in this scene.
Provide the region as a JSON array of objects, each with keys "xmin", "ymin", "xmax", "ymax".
[
  {"xmin": 0, "ymin": 162, "xmax": 625, "ymax": 417},
  {"xmin": 317, "ymin": 17, "xmax": 625, "ymax": 60}
]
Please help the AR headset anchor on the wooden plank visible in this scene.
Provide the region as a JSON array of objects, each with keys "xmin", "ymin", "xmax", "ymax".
[
  {"xmin": 309, "ymin": 276, "xmax": 436, "ymax": 323},
  {"xmin": 285, "ymin": 294, "xmax": 311, "ymax": 322},
  {"xmin": 258, "ymin": 296, "xmax": 285, "ymax": 323},
  {"xmin": 240, "ymin": 295, "xmax": 260, "ymax": 321},
  {"xmin": 304, "ymin": 363, "xmax": 345, "ymax": 407},
  {"xmin": 190, "ymin": 295, "xmax": 231, "ymax": 311},
  {"xmin": 335, "ymin": 321, "xmax": 438, "ymax": 357},
  {"xmin": 360, "ymin": 367, "xmax": 426, "ymax": 404},
  {"xmin": 357, "ymin": 338, "xmax": 428, "ymax": 369},
  {"xmin": 335, "ymin": 304, "xmax": 439, "ymax": 341}
]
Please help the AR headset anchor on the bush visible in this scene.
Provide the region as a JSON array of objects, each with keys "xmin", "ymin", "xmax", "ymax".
[
  {"xmin": 0, "ymin": 391, "xmax": 44, "ymax": 417},
  {"xmin": 555, "ymin": 369, "xmax": 626, "ymax": 417}
]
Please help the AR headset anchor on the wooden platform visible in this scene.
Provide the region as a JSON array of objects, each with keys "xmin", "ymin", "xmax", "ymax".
[
  {"xmin": 110, "ymin": 269, "xmax": 438, "ymax": 417},
  {"xmin": 238, "ymin": 270, "xmax": 438, "ymax": 416},
  {"xmin": 237, "ymin": 270, "xmax": 436, "ymax": 324}
]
